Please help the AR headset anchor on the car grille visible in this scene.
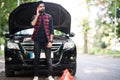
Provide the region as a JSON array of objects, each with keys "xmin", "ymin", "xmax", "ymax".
[
  {"xmin": 21, "ymin": 42, "xmax": 63, "ymax": 53},
  {"xmin": 52, "ymin": 42, "xmax": 63, "ymax": 52}
]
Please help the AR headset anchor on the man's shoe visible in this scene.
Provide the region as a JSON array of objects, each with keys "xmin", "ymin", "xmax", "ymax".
[
  {"xmin": 33, "ymin": 76, "xmax": 38, "ymax": 80},
  {"xmin": 48, "ymin": 76, "xmax": 54, "ymax": 80}
]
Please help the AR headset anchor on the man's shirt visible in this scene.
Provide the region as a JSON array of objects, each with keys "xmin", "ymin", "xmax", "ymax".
[{"xmin": 32, "ymin": 13, "xmax": 54, "ymax": 43}]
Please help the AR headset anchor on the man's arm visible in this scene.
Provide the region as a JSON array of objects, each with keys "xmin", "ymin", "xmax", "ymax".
[
  {"xmin": 47, "ymin": 16, "xmax": 54, "ymax": 48},
  {"xmin": 49, "ymin": 16, "xmax": 54, "ymax": 42},
  {"xmin": 31, "ymin": 7, "xmax": 40, "ymax": 26},
  {"xmin": 50, "ymin": 34, "xmax": 54, "ymax": 42},
  {"xmin": 31, "ymin": 15, "xmax": 39, "ymax": 26}
]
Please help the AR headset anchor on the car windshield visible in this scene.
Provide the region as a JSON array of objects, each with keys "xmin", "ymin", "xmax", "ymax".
[{"xmin": 15, "ymin": 28, "xmax": 65, "ymax": 36}]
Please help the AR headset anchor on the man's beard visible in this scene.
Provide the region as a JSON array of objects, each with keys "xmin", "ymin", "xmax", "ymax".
[{"xmin": 39, "ymin": 9, "xmax": 45, "ymax": 13}]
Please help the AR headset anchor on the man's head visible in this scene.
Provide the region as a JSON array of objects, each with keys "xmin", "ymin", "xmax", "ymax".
[{"xmin": 37, "ymin": 1, "xmax": 45, "ymax": 13}]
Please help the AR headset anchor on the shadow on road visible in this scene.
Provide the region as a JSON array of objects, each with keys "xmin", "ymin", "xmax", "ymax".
[{"xmin": 0, "ymin": 71, "xmax": 60, "ymax": 80}]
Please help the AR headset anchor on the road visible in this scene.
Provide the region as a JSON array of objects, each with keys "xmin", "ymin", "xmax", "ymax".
[
  {"xmin": 0, "ymin": 54, "xmax": 120, "ymax": 80},
  {"xmin": 75, "ymin": 54, "xmax": 120, "ymax": 80}
]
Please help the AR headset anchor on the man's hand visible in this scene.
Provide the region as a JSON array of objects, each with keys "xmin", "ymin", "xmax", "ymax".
[
  {"xmin": 36, "ymin": 7, "xmax": 40, "ymax": 16},
  {"xmin": 47, "ymin": 42, "xmax": 52, "ymax": 48}
]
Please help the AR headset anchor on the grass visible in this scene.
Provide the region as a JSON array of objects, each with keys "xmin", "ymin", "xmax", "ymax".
[
  {"xmin": 0, "ymin": 50, "xmax": 4, "ymax": 56},
  {"xmin": 89, "ymin": 48, "xmax": 120, "ymax": 56}
]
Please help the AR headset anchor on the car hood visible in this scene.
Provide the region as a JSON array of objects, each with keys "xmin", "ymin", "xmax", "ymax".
[{"xmin": 9, "ymin": 2, "xmax": 71, "ymax": 34}]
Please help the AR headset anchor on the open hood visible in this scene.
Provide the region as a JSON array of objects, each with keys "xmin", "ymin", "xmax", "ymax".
[{"xmin": 9, "ymin": 2, "xmax": 71, "ymax": 34}]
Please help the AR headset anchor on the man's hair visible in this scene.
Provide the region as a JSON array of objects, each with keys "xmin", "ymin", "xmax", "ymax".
[{"xmin": 38, "ymin": 1, "xmax": 44, "ymax": 5}]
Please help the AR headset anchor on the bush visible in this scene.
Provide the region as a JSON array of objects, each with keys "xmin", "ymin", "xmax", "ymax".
[{"xmin": 89, "ymin": 48, "xmax": 120, "ymax": 56}]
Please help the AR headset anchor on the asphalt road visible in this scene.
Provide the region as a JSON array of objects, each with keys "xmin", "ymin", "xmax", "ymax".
[
  {"xmin": 0, "ymin": 54, "xmax": 120, "ymax": 80},
  {"xmin": 75, "ymin": 54, "xmax": 120, "ymax": 80}
]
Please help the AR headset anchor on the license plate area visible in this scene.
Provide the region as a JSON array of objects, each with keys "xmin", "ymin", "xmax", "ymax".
[{"xmin": 40, "ymin": 52, "xmax": 54, "ymax": 58}]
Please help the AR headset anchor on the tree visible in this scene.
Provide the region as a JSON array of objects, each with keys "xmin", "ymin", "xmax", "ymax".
[
  {"xmin": 108, "ymin": 0, "xmax": 120, "ymax": 38},
  {"xmin": 0, "ymin": 0, "xmax": 17, "ymax": 44},
  {"xmin": 0, "ymin": 0, "xmax": 17, "ymax": 37},
  {"xmin": 82, "ymin": 19, "xmax": 90, "ymax": 54},
  {"xmin": 82, "ymin": 0, "xmax": 115, "ymax": 53}
]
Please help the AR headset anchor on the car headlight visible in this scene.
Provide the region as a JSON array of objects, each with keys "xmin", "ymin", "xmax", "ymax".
[
  {"xmin": 63, "ymin": 41, "xmax": 75, "ymax": 49},
  {"xmin": 7, "ymin": 41, "xmax": 20, "ymax": 50}
]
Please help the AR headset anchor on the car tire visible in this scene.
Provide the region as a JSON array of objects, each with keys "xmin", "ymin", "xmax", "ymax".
[
  {"xmin": 5, "ymin": 66, "xmax": 15, "ymax": 77},
  {"xmin": 69, "ymin": 62, "xmax": 76, "ymax": 76}
]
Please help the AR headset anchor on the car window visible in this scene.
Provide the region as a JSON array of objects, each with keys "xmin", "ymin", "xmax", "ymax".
[
  {"xmin": 15, "ymin": 28, "xmax": 65, "ymax": 36},
  {"xmin": 54, "ymin": 30, "xmax": 65, "ymax": 36},
  {"xmin": 15, "ymin": 28, "xmax": 33, "ymax": 35}
]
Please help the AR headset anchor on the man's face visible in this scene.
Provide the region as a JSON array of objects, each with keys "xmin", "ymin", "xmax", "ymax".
[{"xmin": 37, "ymin": 3, "xmax": 45, "ymax": 13}]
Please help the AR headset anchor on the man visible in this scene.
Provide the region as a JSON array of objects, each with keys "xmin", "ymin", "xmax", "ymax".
[{"xmin": 31, "ymin": 1, "xmax": 54, "ymax": 80}]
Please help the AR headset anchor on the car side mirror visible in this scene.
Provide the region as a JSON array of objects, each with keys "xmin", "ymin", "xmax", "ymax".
[
  {"xmin": 69, "ymin": 32, "xmax": 75, "ymax": 37},
  {"xmin": 5, "ymin": 33, "xmax": 10, "ymax": 38},
  {"xmin": 4, "ymin": 32, "xmax": 13, "ymax": 38}
]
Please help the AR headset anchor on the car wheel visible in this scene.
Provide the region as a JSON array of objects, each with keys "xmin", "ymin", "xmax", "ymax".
[
  {"xmin": 69, "ymin": 62, "xmax": 76, "ymax": 76},
  {"xmin": 5, "ymin": 66, "xmax": 15, "ymax": 77}
]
